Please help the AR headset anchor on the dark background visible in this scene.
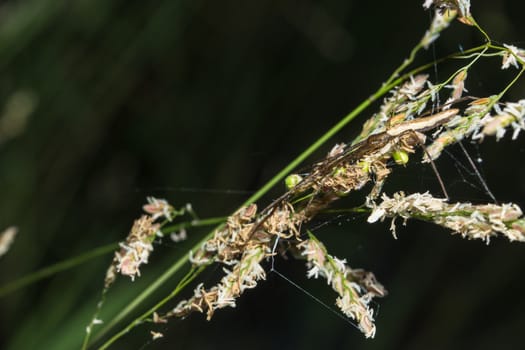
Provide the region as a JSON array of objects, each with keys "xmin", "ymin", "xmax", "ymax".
[{"xmin": 1, "ymin": 1, "xmax": 525, "ymax": 349}]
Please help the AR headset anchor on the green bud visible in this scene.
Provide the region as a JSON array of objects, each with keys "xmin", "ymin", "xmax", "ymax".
[
  {"xmin": 285, "ymin": 174, "xmax": 303, "ymax": 189},
  {"xmin": 392, "ymin": 150, "xmax": 409, "ymax": 165}
]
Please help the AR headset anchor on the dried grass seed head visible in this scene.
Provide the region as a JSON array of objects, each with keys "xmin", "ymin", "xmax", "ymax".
[
  {"xmin": 298, "ymin": 237, "xmax": 385, "ymax": 338},
  {"xmin": 112, "ymin": 215, "xmax": 160, "ymax": 281},
  {"xmin": 368, "ymin": 192, "xmax": 525, "ymax": 243}
]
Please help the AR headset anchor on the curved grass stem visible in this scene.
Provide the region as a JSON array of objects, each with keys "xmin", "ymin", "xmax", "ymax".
[
  {"xmin": 0, "ymin": 243, "xmax": 116, "ymax": 298},
  {"xmin": 97, "ymin": 265, "xmax": 206, "ymax": 350}
]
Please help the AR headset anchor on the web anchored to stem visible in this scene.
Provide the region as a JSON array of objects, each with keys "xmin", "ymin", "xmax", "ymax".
[{"xmin": 86, "ymin": 1, "xmax": 525, "ymax": 348}]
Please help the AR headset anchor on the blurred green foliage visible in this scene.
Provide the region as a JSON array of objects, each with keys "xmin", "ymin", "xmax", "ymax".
[{"xmin": 0, "ymin": 0, "xmax": 524, "ymax": 349}]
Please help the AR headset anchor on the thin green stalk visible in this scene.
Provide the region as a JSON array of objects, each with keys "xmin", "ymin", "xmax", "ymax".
[
  {"xmin": 0, "ymin": 217, "xmax": 226, "ymax": 301},
  {"xmin": 0, "ymin": 243, "xmax": 116, "ymax": 298},
  {"xmin": 434, "ymin": 46, "xmax": 489, "ymax": 90},
  {"xmin": 98, "ymin": 266, "xmax": 205, "ymax": 350},
  {"xmin": 469, "ymin": 16, "xmax": 491, "ymax": 44},
  {"xmin": 386, "ymin": 42, "xmax": 424, "ymax": 86},
  {"xmin": 92, "ymin": 249, "xmax": 195, "ymax": 348},
  {"xmin": 321, "ymin": 207, "xmax": 370, "ymax": 215},
  {"xmin": 473, "ymin": 65, "xmax": 525, "ymax": 118},
  {"xmin": 496, "ymin": 67, "xmax": 525, "ymax": 100}
]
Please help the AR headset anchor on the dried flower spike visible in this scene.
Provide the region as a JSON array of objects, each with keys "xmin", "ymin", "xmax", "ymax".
[
  {"xmin": 368, "ymin": 192, "xmax": 525, "ymax": 243},
  {"xmin": 298, "ymin": 234, "xmax": 386, "ymax": 338},
  {"xmin": 170, "ymin": 245, "xmax": 268, "ymax": 320},
  {"xmin": 105, "ymin": 215, "xmax": 160, "ymax": 286}
]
